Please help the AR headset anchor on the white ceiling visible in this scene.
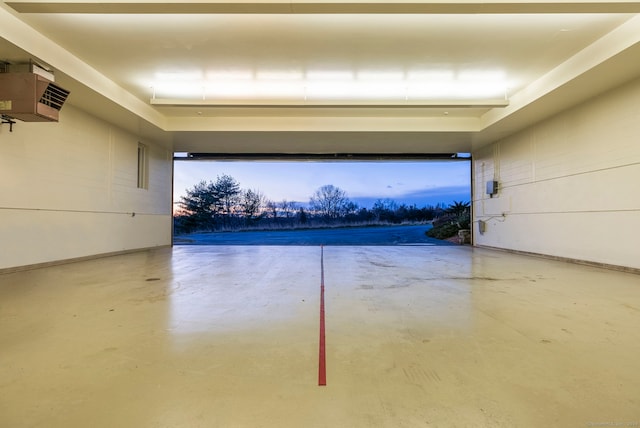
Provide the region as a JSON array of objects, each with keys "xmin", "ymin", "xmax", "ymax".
[{"xmin": 2, "ymin": 1, "xmax": 640, "ymax": 154}]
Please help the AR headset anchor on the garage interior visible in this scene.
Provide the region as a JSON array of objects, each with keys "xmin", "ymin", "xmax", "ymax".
[{"xmin": 1, "ymin": 1, "xmax": 639, "ymax": 427}]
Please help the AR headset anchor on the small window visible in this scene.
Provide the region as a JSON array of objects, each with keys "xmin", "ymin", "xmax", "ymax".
[{"xmin": 137, "ymin": 142, "xmax": 149, "ymax": 189}]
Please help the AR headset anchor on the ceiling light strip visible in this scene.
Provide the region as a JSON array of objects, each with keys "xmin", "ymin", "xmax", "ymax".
[{"xmin": 150, "ymin": 98, "xmax": 510, "ymax": 108}]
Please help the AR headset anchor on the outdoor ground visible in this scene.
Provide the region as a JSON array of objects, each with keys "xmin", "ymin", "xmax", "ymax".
[{"xmin": 174, "ymin": 224, "xmax": 453, "ymax": 246}]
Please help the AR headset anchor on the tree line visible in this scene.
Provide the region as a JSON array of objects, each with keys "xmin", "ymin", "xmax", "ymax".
[{"xmin": 173, "ymin": 174, "xmax": 459, "ymax": 235}]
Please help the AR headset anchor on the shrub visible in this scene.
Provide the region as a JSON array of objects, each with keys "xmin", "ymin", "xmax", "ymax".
[
  {"xmin": 426, "ymin": 223, "xmax": 460, "ymax": 240},
  {"xmin": 456, "ymin": 211, "xmax": 471, "ymax": 229}
]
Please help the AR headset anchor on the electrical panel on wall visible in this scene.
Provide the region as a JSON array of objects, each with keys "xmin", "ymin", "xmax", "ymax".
[{"xmin": 486, "ymin": 180, "xmax": 499, "ymax": 197}]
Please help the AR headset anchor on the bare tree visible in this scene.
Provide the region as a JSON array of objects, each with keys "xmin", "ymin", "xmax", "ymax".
[
  {"xmin": 279, "ymin": 199, "xmax": 298, "ymax": 219},
  {"xmin": 309, "ymin": 184, "xmax": 351, "ymax": 219},
  {"xmin": 372, "ymin": 198, "xmax": 398, "ymax": 221},
  {"xmin": 265, "ymin": 199, "xmax": 278, "ymax": 220}
]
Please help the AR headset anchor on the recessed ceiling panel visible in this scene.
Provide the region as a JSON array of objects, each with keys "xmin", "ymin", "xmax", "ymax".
[{"xmin": 14, "ymin": 13, "xmax": 632, "ymax": 108}]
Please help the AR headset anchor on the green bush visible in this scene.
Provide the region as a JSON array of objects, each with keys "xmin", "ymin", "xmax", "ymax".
[
  {"xmin": 426, "ymin": 223, "xmax": 460, "ymax": 240},
  {"xmin": 426, "ymin": 201, "xmax": 471, "ymax": 240},
  {"xmin": 456, "ymin": 211, "xmax": 470, "ymax": 229}
]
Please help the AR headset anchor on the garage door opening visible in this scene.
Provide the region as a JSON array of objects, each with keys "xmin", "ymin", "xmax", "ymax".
[{"xmin": 173, "ymin": 154, "xmax": 471, "ymax": 246}]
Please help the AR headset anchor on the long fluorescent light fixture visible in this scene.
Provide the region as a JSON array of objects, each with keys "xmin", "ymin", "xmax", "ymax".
[
  {"xmin": 150, "ymin": 99, "xmax": 509, "ymax": 108},
  {"xmin": 149, "ymin": 69, "xmax": 511, "ymax": 107}
]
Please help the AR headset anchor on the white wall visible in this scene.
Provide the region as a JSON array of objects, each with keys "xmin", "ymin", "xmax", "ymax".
[
  {"xmin": 473, "ymin": 77, "xmax": 640, "ymax": 270},
  {"xmin": 0, "ymin": 104, "xmax": 173, "ymax": 270}
]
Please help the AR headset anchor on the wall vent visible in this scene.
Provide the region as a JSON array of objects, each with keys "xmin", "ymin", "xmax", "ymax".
[{"xmin": 39, "ymin": 81, "xmax": 68, "ymax": 112}]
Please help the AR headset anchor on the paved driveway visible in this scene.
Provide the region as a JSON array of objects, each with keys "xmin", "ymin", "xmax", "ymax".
[{"xmin": 174, "ymin": 224, "xmax": 453, "ymax": 246}]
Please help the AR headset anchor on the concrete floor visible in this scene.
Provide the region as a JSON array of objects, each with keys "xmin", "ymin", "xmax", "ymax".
[{"xmin": 1, "ymin": 246, "xmax": 639, "ymax": 428}]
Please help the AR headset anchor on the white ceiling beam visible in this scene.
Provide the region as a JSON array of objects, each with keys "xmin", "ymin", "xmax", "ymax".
[
  {"xmin": 7, "ymin": 0, "xmax": 640, "ymax": 14},
  {"xmin": 480, "ymin": 13, "xmax": 640, "ymax": 132},
  {"xmin": 164, "ymin": 115, "xmax": 481, "ymax": 133},
  {"xmin": 171, "ymin": 130, "xmax": 475, "ymax": 154}
]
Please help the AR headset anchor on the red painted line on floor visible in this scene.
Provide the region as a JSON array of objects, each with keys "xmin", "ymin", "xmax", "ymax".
[{"xmin": 319, "ymin": 245, "xmax": 327, "ymax": 386}]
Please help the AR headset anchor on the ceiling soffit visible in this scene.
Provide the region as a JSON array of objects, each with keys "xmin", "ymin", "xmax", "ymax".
[
  {"xmin": 7, "ymin": 1, "xmax": 640, "ymax": 14},
  {"xmin": 1, "ymin": 1, "xmax": 640, "ymax": 153}
]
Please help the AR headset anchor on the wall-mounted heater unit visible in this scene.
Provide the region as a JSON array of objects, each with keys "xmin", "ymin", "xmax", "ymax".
[{"xmin": 0, "ymin": 70, "xmax": 70, "ymax": 122}]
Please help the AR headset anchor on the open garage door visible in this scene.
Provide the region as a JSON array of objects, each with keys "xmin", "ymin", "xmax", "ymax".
[{"xmin": 172, "ymin": 153, "xmax": 471, "ymax": 246}]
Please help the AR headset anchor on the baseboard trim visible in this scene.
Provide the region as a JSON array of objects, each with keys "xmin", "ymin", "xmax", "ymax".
[
  {"xmin": 0, "ymin": 246, "xmax": 172, "ymax": 275},
  {"xmin": 475, "ymin": 245, "xmax": 640, "ymax": 275}
]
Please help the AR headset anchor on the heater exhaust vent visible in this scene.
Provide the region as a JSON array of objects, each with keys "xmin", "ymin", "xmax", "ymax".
[{"xmin": 39, "ymin": 81, "xmax": 69, "ymax": 112}]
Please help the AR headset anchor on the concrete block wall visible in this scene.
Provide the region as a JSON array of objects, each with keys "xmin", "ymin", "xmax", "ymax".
[
  {"xmin": 0, "ymin": 104, "xmax": 173, "ymax": 270},
  {"xmin": 473, "ymin": 77, "xmax": 640, "ymax": 270}
]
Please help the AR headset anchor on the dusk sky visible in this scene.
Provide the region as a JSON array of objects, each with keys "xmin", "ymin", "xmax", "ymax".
[{"xmin": 173, "ymin": 160, "xmax": 471, "ymax": 209}]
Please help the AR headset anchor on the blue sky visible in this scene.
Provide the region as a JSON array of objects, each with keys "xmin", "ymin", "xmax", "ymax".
[{"xmin": 173, "ymin": 160, "xmax": 470, "ymax": 209}]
